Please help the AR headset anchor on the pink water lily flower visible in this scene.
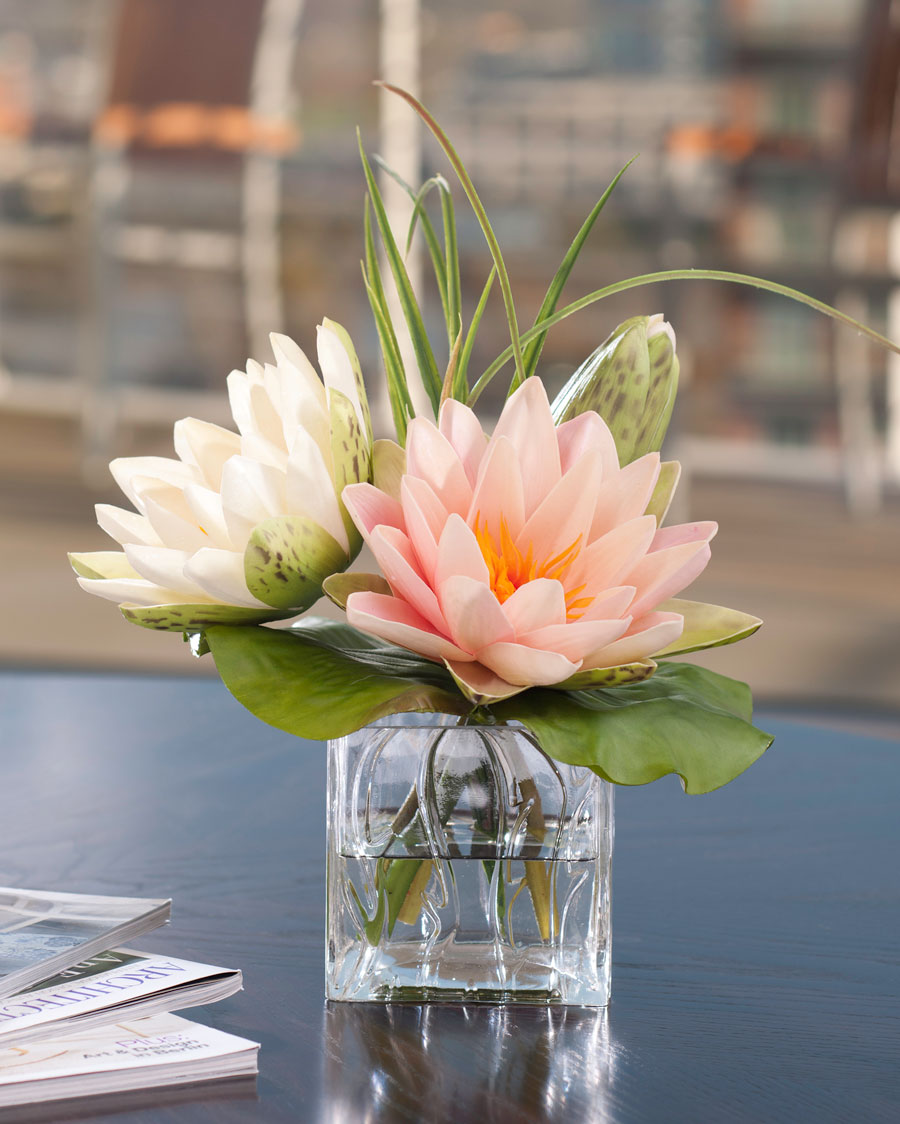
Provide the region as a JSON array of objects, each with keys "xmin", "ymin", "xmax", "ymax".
[{"xmin": 341, "ymin": 378, "xmax": 715, "ymax": 703}]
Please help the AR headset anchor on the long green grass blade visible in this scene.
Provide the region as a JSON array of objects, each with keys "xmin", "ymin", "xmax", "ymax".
[
  {"xmin": 362, "ymin": 198, "xmax": 414, "ymax": 442},
  {"xmin": 522, "ymin": 158, "xmax": 635, "ymax": 380},
  {"xmin": 377, "ymin": 82, "xmax": 527, "ymax": 390},
  {"xmin": 441, "ymin": 185, "xmax": 462, "ymax": 350},
  {"xmin": 374, "ymin": 160, "xmax": 451, "ymax": 335},
  {"xmin": 456, "ymin": 266, "xmax": 495, "ymax": 399},
  {"xmin": 358, "ymin": 131, "xmax": 443, "ymax": 415},
  {"xmin": 363, "ymin": 267, "xmax": 412, "ymax": 444},
  {"xmin": 469, "ymin": 268, "xmax": 900, "ymax": 406}
]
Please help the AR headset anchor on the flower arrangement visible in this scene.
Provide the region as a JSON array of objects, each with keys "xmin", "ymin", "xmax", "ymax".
[{"xmin": 71, "ymin": 86, "xmax": 897, "ymax": 796}]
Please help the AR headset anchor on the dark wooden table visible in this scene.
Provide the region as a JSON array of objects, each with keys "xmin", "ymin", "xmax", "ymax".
[{"xmin": 1, "ymin": 671, "xmax": 897, "ymax": 1123}]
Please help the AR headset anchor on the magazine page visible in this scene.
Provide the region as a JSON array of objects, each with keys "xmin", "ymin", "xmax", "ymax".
[
  {"xmin": 0, "ymin": 888, "xmax": 170, "ymax": 1000},
  {"xmin": 0, "ymin": 949, "xmax": 242, "ymax": 1046},
  {"xmin": 0, "ymin": 1012, "xmax": 259, "ymax": 1107}
]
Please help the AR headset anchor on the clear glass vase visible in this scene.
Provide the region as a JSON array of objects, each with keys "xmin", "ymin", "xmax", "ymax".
[{"xmin": 326, "ymin": 715, "xmax": 614, "ymax": 1005}]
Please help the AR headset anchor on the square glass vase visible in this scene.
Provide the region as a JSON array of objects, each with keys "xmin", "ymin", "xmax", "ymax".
[{"xmin": 326, "ymin": 715, "xmax": 614, "ymax": 1005}]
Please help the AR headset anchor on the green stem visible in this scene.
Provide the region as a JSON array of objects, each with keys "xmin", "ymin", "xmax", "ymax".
[{"xmin": 468, "ymin": 268, "xmax": 900, "ymax": 406}]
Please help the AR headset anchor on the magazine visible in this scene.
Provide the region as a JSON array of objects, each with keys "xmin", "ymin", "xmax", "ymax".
[
  {"xmin": 0, "ymin": 887, "xmax": 170, "ymax": 1001},
  {"xmin": 0, "ymin": 948, "xmax": 242, "ymax": 1047},
  {"xmin": 0, "ymin": 1012, "xmax": 259, "ymax": 1108}
]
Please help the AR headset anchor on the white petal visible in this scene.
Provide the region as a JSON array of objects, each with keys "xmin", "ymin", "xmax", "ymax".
[
  {"xmin": 109, "ymin": 457, "xmax": 199, "ymax": 511},
  {"xmin": 172, "ymin": 418, "xmax": 240, "ymax": 490},
  {"xmin": 96, "ymin": 504, "xmax": 162, "ymax": 547},
  {"xmin": 183, "ymin": 547, "xmax": 266, "ymax": 607},
  {"xmin": 219, "ymin": 456, "xmax": 287, "ymax": 545},
  {"xmin": 76, "ymin": 576, "xmax": 213, "ymax": 607},
  {"xmin": 317, "ymin": 322, "xmax": 364, "ymax": 434},
  {"xmin": 124, "ymin": 545, "xmax": 205, "ymax": 598},
  {"xmin": 182, "ymin": 484, "xmax": 234, "ymax": 548},
  {"xmin": 285, "ymin": 428, "xmax": 348, "ymax": 552}
]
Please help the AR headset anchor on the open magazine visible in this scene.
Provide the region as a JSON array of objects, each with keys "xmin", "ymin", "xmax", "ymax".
[
  {"xmin": 0, "ymin": 1012, "xmax": 259, "ymax": 1108},
  {"xmin": 0, "ymin": 948, "xmax": 242, "ymax": 1047},
  {"xmin": 0, "ymin": 887, "xmax": 170, "ymax": 1000}
]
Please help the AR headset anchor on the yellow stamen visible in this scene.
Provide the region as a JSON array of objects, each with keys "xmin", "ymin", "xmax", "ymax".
[{"xmin": 474, "ymin": 513, "xmax": 595, "ymax": 621}]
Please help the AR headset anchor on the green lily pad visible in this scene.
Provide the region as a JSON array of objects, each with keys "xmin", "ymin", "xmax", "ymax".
[
  {"xmin": 206, "ymin": 622, "xmax": 467, "ymax": 740},
  {"xmin": 244, "ymin": 516, "xmax": 348, "ymax": 610},
  {"xmin": 493, "ymin": 663, "xmax": 772, "ymax": 794},
  {"xmin": 555, "ymin": 659, "xmax": 657, "ymax": 690},
  {"xmin": 122, "ymin": 603, "xmax": 290, "ymax": 631},
  {"xmin": 656, "ymin": 598, "xmax": 762, "ymax": 657}
]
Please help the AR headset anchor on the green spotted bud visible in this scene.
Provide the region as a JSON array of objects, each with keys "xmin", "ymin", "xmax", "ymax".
[{"xmin": 551, "ymin": 314, "xmax": 679, "ymax": 465}]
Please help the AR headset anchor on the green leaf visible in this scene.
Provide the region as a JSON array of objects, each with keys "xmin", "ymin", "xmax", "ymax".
[
  {"xmin": 655, "ymin": 599, "xmax": 762, "ymax": 657},
  {"xmin": 522, "ymin": 158, "xmax": 635, "ymax": 379},
  {"xmin": 377, "ymin": 83, "xmax": 527, "ymax": 390},
  {"xmin": 122, "ymin": 603, "xmax": 290, "ymax": 631},
  {"xmin": 358, "ymin": 132, "xmax": 443, "ymax": 414},
  {"xmin": 492, "ymin": 663, "xmax": 772, "ymax": 794},
  {"xmin": 322, "ymin": 571, "xmax": 392, "ymax": 610},
  {"xmin": 243, "ymin": 516, "xmax": 348, "ymax": 611},
  {"xmin": 555, "ymin": 659, "xmax": 657, "ymax": 690},
  {"xmin": 206, "ymin": 623, "xmax": 467, "ymax": 740},
  {"xmin": 645, "ymin": 460, "xmax": 681, "ymax": 525}
]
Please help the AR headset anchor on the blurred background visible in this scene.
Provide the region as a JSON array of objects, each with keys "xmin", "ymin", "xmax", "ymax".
[{"xmin": 0, "ymin": 0, "xmax": 898, "ymax": 720}]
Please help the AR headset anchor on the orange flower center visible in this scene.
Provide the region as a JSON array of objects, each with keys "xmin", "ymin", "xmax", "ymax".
[{"xmin": 474, "ymin": 516, "xmax": 594, "ymax": 621}]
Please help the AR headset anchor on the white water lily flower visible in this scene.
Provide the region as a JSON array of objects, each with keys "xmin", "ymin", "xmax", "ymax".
[{"xmin": 69, "ymin": 320, "xmax": 373, "ymax": 630}]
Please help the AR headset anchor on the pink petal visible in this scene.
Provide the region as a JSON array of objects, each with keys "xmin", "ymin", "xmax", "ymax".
[
  {"xmin": 582, "ymin": 611, "xmax": 684, "ymax": 668},
  {"xmin": 515, "ymin": 448, "xmax": 602, "ymax": 563},
  {"xmin": 579, "ymin": 584, "xmax": 637, "ymax": 622},
  {"xmin": 439, "ymin": 399, "xmax": 488, "ymax": 486},
  {"xmin": 434, "ymin": 513, "xmax": 490, "ymax": 589},
  {"xmin": 570, "ymin": 515, "xmax": 656, "ymax": 591},
  {"xmin": 444, "ymin": 659, "xmax": 526, "ymax": 704},
  {"xmin": 589, "ymin": 453, "xmax": 661, "ymax": 541},
  {"xmin": 651, "ymin": 520, "xmax": 718, "ymax": 551},
  {"xmin": 405, "ymin": 417, "xmax": 473, "ymax": 516},
  {"xmin": 555, "ymin": 412, "xmax": 619, "ymax": 479},
  {"xmin": 467, "ymin": 435, "xmax": 526, "ymax": 543},
  {"xmin": 502, "ymin": 578, "xmax": 567, "ymax": 633},
  {"xmin": 438, "ymin": 574, "xmax": 515, "ymax": 654},
  {"xmin": 478, "ymin": 640, "xmax": 579, "ymax": 687},
  {"xmin": 400, "ymin": 475, "xmax": 449, "ymax": 581},
  {"xmin": 347, "ymin": 592, "xmax": 471, "ymax": 663},
  {"xmin": 627, "ymin": 540, "xmax": 713, "ymax": 617},
  {"xmin": 491, "ymin": 379, "xmax": 561, "ymax": 517},
  {"xmin": 342, "ymin": 482, "xmax": 405, "ymax": 539},
  {"xmin": 368, "ymin": 526, "xmax": 448, "ymax": 632},
  {"xmin": 520, "ymin": 617, "xmax": 629, "ymax": 662}
]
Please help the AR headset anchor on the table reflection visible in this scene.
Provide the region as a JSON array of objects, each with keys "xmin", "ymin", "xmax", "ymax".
[{"xmin": 322, "ymin": 1002, "xmax": 618, "ymax": 1123}]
